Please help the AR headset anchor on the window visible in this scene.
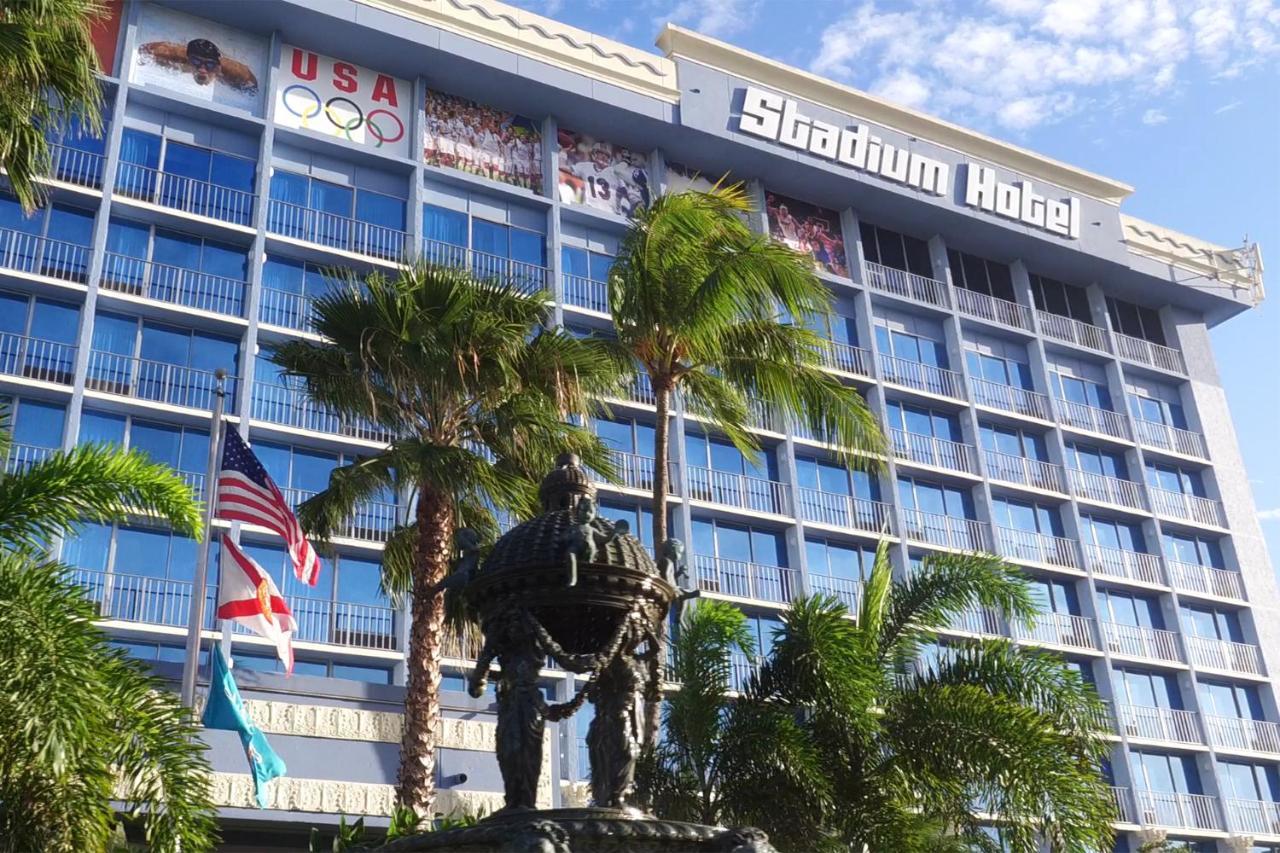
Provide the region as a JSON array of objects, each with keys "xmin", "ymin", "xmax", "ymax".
[
  {"xmin": 1080, "ymin": 514, "xmax": 1146, "ymax": 552},
  {"xmin": 1096, "ymin": 589, "xmax": 1164, "ymax": 630},
  {"xmin": 79, "ymin": 411, "xmax": 209, "ymax": 487},
  {"xmin": 1107, "ymin": 296, "xmax": 1166, "ymax": 345},
  {"xmin": 1145, "ymin": 462, "xmax": 1206, "ymax": 497},
  {"xmin": 47, "ymin": 114, "xmax": 107, "ymax": 187},
  {"xmin": 1179, "ymin": 604, "xmax": 1243, "ymax": 642},
  {"xmin": 1129, "ymin": 391, "xmax": 1186, "ymax": 428},
  {"xmin": 691, "ymin": 517, "xmax": 791, "ymax": 601},
  {"xmin": 875, "ymin": 325, "xmax": 948, "ymax": 368},
  {"xmin": 1113, "ymin": 667, "xmax": 1182, "ymax": 709},
  {"xmin": 1030, "ymin": 274, "xmax": 1092, "ymax": 323},
  {"xmin": 561, "ymin": 245, "xmax": 613, "ymax": 312},
  {"xmin": 947, "ymin": 250, "xmax": 1014, "ymax": 301},
  {"xmin": 1065, "ymin": 442, "xmax": 1129, "ymax": 479},
  {"xmin": 421, "ymin": 204, "xmax": 547, "ymax": 290},
  {"xmin": 8, "ymin": 398, "xmax": 66, "ymax": 450},
  {"xmin": 101, "ymin": 219, "xmax": 248, "ymax": 315},
  {"xmin": 596, "ymin": 499, "xmax": 657, "ymax": 549},
  {"xmin": 0, "ymin": 292, "xmax": 80, "ymax": 382},
  {"xmin": 1199, "ymin": 681, "xmax": 1264, "ymax": 721},
  {"xmin": 1162, "ymin": 532, "xmax": 1224, "ymax": 568},
  {"xmin": 1029, "ymin": 577, "xmax": 1081, "ymax": 615},
  {"xmin": 897, "ymin": 477, "xmax": 974, "ymax": 518},
  {"xmin": 593, "ymin": 417, "xmax": 654, "ymax": 456},
  {"xmin": 88, "ymin": 313, "xmax": 240, "ymax": 409},
  {"xmin": 1050, "ymin": 371, "xmax": 1112, "ymax": 410},
  {"xmin": 1129, "ymin": 751, "xmax": 1202, "ymax": 795},
  {"xmin": 980, "ymin": 423, "xmax": 1048, "ymax": 460},
  {"xmin": 991, "ymin": 497, "xmax": 1063, "ymax": 535},
  {"xmin": 269, "ymin": 170, "xmax": 406, "ymax": 258},
  {"xmin": 116, "ymin": 129, "xmax": 256, "ymax": 224},
  {"xmin": 858, "ymin": 222, "xmax": 932, "ymax": 277},
  {"xmin": 684, "ymin": 432, "xmax": 776, "ymax": 481},
  {"xmin": 966, "ymin": 349, "xmax": 1033, "ymax": 390},
  {"xmin": 1220, "ymin": 762, "xmax": 1280, "ymax": 804},
  {"xmin": 0, "ymin": 195, "xmax": 95, "ymax": 280},
  {"xmin": 804, "ymin": 537, "xmax": 875, "ymax": 583},
  {"xmin": 795, "ymin": 455, "xmax": 878, "ymax": 500},
  {"xmin": 259, "ymin": 256, "xmax": 344, "ymax": 331},
  {"xmin": 889, "ymin": 402, "xmax": 962, "ymax": 441}
]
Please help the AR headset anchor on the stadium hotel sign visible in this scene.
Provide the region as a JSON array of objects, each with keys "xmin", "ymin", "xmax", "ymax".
[{"xmin": 738, "ymin": 86, "xmax": 1081, "ymax": 239}]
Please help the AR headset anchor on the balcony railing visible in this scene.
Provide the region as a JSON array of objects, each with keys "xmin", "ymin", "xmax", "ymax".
[
  {"xmin": 562, "ymin": 274, "xmax": 608, "ymax": 313},
  {"xmin": 0, "ymin": 332, "xmax": 76, "ymax": 385},
  {"xmin": 597, "ymin": 450, "xmax": 676, "ymax": 494},
  {"xmin": 1168, "ymin": 561, "xmax": 1245, "ymax": 601},
  {"xmin": 1115, "ymin": 704, "xmax": 1203, "ymax": 744},
  {"xmin": 900, "ymin": 509, "xmax": 990, "ymax": 551},
  {"xmin": 285, "ymin": 597, "xmax": 397, "ymax": 651},
  {"xmin": 1185, "ymin": 636, "xmax": 1266, "ymax": 676},
  {"xmin": 100, "ymin": 253, "xmax": 247, "ymax": 317},
  {"xmin": 1149, "ymin": 488, "xmax": 1227, "ymax": 528},
  {"xmin": 1110, "ymin": 787, "xmax": 1135, "ymax": 823},
  {"xmin": 863, "ymin": 260, "xmax": 950, "ymax": 307},
  {"xmin": 47, "ymin": 141, "xmax": 106, "ymax": 189},
  {"xmin": 259, "ymin": 286, "xmax": 318, "ymax": 333},
  {"xmin": 954, "ymin": 287, "xmax": 1033, "ymax": 330},
  {"xmin": 71, "ymin": 568, "xmax": 211, "ymax": 630},
  {"xmin": 949, "ymin": 607, "xmax": 1003, "ymax": 636},
  {"xmin": 1068, "ymin": 468, "xmax": 1146, "ymax": 510},
  {"xmin": 1086, "ymin": 545, "xmax": 1165, "ymax": 586},
  {"xmin": 984, "ymin": 449, "xmax": 1066, "ymax": 492},
  {"xmin": 819, "ymin": 340, "xmax": 872, "ymax": 376},
  {"xmin": 606, "ymin": 372, "xmax": 654, "ymax": 407},
  {"xmin": 1205, "ymin": 715, "xmax": 1280, "ymax": 755},
  {"xmin": 995, "ymin": 526, "xmax": 1082, "ymax": 569},
  {"xmin": 6, "ymin": 442, "xmax": 55, "ymax": 473},
  {"xmin": 86, "ymin": 352, "xmax": 235, "ymax": 412},
  {"xmin": 1010, "ymin": 611, "xmax": 1097, "ymax": 650},
  {"xmin": 1102, "ymin": 622, "xmax": 1182, "ymax": 663},
  {"xmin": 809, "ymin": 574, "xmax": 862, "ymax": 611},
  {"xmin": 880, "ymin": 354, "xmax": 966, "ymax": 399},
  {"xmin": 1056, "ymin": 399, "xmax": 1131, "ymax": 441},
  {"xmin": 0, "ymin": 226, "xmax": 92, "ymax": 283},
  {"xmin": 1226, "ymin": 799, "xmax": 1280, "ymax": 836},
  {"xmin": 280, "ymin": 487, "xmax": 398, "ymax": 544},
  {"xmin": 1114, "ymin": 332, "xmax": 1187, "ymax": 374},
  {"xmin": 686, "ymin": 465, "xmax": 790, "ymax": 515},
  {"xmin": 1037, "ymin": 311, "xmax": 1111, "ymax": 353},
  {"xmin": 1133, "ymin": 419, "xmax": 1208, "ymax": 459},
  {"xmin": 115, "ymin": 161, "xmax": 255, "ymax": 226},
  {"xmin": 969, "ymin": 377, "xmax": 1051, "ymax": 420},
  {"xmin": 267, "ymin": 198, "xmax": 406, "ymax": 262},
  {"xmin": 692, "ymin": 554, "xmax": 798, "ymax": 604},
  {"xmin": 797, "ymin": 488, "xmax": 892, "ymax": 534},
  {"xmin": 1134, "ymin": 790, "xmax": 1222, "ymax": 831},
  {"xmin": 421, "ymin": 238, "xmax": 549, "ymax": 294},
  {"xmin": 891, "ymin": 429, "xmax": 978, "ymax": 474},
  {"xmin": 251, "ymin": 383, "xmax": 392, "ymax": 444}
]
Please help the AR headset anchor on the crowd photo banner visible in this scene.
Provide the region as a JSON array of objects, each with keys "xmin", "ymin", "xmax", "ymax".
[
  {"xmin": 557, "ymin": 130, "xmax": 650, "ymax": 220},
  {"xmin": 424, "ymin": 90, "xmax": 544, "ymax": 193},
  {"xmin": 765, "ymin": 190, "xmax": 848, "ymax": 277},
  {"xmin": 276, "ymin": 46, "xmax": 410, "ymax": 157},
  {"xmin": 129, "ymin": 5, "xmax": 267, "ymax": 114}
]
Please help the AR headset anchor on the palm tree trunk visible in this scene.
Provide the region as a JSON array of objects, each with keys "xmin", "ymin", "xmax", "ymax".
[
  {"xmin": 644, "ymin": 380, "xmax": 672, "ymax": 746},
  {"xmin": 396, "ymin": 484, "xmax": 453, "ymax": 813}
]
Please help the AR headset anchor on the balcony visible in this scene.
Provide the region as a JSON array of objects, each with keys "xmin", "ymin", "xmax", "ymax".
[
  {"xmin": 1009, "ymin": 611, "xmax": 1097, "ymax": 650},
  {"xmin": 728, "ymin": 652, "xmax": 761, "ymax": 693},
  {"xmin": 797, "ymin": 487, "xmax": 893, "ymax": 534},
  {"xmin": 0, "ymin": 332, "xmax": 76, "ymax": 385},
  {"xmin": 46, "ymin": 142, "xmax": 106, "ymax": 190},
  {"xmin": 115, "ymin": 161, "xmax": 255, "ymax": 226},
  {"xmin": 1056, "ymin": 400, "xmax": 1131, "ymax": 441},
  {"xmin": 1115, "ymin": 704, "xmax": 1203, "ymax": 745},
  {"xmin": 969, "ymin": 377, "xmax": 1052, "ymax": 420},
  {"xmin": 863, "ymin": 260, "xmax": 950, "ymax": 307},
  {"xmin": 1036, "ymin": 311, "xmax": 1111, "ymax": 353},
  {"xmin": 995, "ymin": 526, "xmax": 1082, "ymax": 570},
  {"xmin": 71, "ymin": 567, "xmax": 211, "ymax": 630},
  {"xmin": 1068, "ymin": 468, "xmax": 1147, "ymax": 511},
  {"xmin": 6, "ymin": 442, "xmax": 54, "ymax": 472},
  {"xmin": 1086, "ymin": 545, "xmax": 1165, "ymax": 586},
  {"xmin": 606, "ymin": 372, "xmax": 655, "ymax": 407},
  {"xmin": 819, "ymin": 340, "xmax": 872, "ymax": 377},
  {"xmin": 1168, "ymin": 562, "xmax": 1245, "ymax": 601},
  {"xmin": 1149, "ymin": 488, "xmax": 1227, "ymax": 528},
  {"xmin": 267, "ymin": 199, "xmax": 407, "ymax": 263},
  {"xmin": 597, "ymin": 450, "xmax": 676, "ymax": 494},
  {"xmin": 563, "ymin": 274, "xmax": 607, "ymax": 313},
  {"xmin": 891, "ymin": 429, "xmax": 978, "ymax": 474},
  {"xmin": 900, "ymin": 509, "xmax": 990, "ymax": 551},
  {"xmin": 0, "ymin": 227, "xmax": 92, "ymax": 284},
  {"xmin": 284, "ymin": 597, "xmax": 397, "ymax": 652},
  {"xmin": 259, "ymin": 287, "xmax": 317, "ymax": 333},
  {"xmin": 1185, "ymin": 636, "xmax": 1266, "ymax": 676},
  {"xmin": 954, "ymin": 287, "xmax": 1033, "ymax": 330},
  {"xmin": 280, "ymin": 487, "xmax": 398, "ymax": 544},
  {"xmin": 1114, "ymin": 332, "xmax": 1187, "ymax": 374},
  {"xmin": 692, "ymin": 554, "xmax": 798, "ymax": 604},
  {"xmin": 1134, "ymin": 790, "xmax": 1222, "ymax": 831},
  {"xmin": 1205, "ymin": 715, "xmax": 1280, "ymax": 755},
  {"xmin": 421, "ymin": 238, "xmax": 550, "ymax": 295},
  {"xmin": 251, "ymin": 382, "xmax": 392, "ymax": 444},
  {"xmin": 1102, "ymin": 622, "xmax": 1182, "ymax": 663},
  {"xmin": 1111, "ymin": 786, "xmax": 1135, "ymax": 823},
  {"xmin": 686, "ymin": 465, "xmax": 790, "ymax": 515},
  {"xmin": 100, "ymin": 253, "xmax": 247, "ymax": 317},
  {"xmin": 880, "ymin": 354, "xmax": 966, "ymax": 400},
  {"xmin": 808, "ymin": 574, "xmax": 862, "ymax": 611},
  {"xmin": 1226, "ymin": 799, "xmax": 1280, "ymax": 836},
  {"xmin": 949, "ymin": 607, "xmax": 1003, "ymax": 636},
  {"xmin": 86, "ymin": 352, "xmax": 235, "ymax": 412},
  {"xmin": 1134, "ymin": 419, "xmax": 1208, "ymax": 459},
  {"xmin": 985, "ymin": 449, "xmax": 1066, "ymax": 492}
]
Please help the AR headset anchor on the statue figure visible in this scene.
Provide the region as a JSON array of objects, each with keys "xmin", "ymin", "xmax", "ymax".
[
  {"xmin": 559, "ymin": 495, "xmax": 623, "ymax": 587},
  {"xmin": 586, "ymin": 620, "xmax": 647, "ymax": 809},
  {"xmin": 658, "ymin": 538, "xmax": 687, "ymax": 590},
  {"xmin": 426, "ymin": 528, "xmax": 483, "ymax": 596}
]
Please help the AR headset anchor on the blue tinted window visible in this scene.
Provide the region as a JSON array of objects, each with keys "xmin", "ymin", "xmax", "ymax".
[
  {"xmin": 12, "ymin": 399, "xmax": 65, "ymax": 446},
  {"xmin": 0, "ymin": 292, "xmax": 28, "ymax": 334},
  {"xmin": 48, "ymin": 206, "xmax": 95, "ymax": 246},
  {"xmin": 119, "ymin": 129, "xmax": 161, "ymax": 168},
  {"xmin": 336, "ymin": 555, "xmax": 385, "ymax": 606},
  {"xmin": 151, "ymin": 229, "xmax": 202, "ymax": 270},
  {"xmin": 269, "ymin": 170, "xmax": 308, "ymax": 205},
  {"xmin": 472, "ymin": 219, "xmax": 507, "ymax": 256},
  {"xmin": 105, "ymin": 219, "xmax": 150, "ymax": 258},
  {"xmin": 310, "ymin": 180, "xmax": 353, "ymax": 217},
  {"xmin": 332, "ymin": 663, "xmax": 392, "ymax": 684},
  {"xmin": 355, "ymin": 190, "xmax": 405, "ymax": 230},
  {"xmin": 80, "ymin": 410, "xmax": 126, "ymax": 446},
  {"xmin": 510, "ymin": 228, "xmax": 546, "ymax": 266},
  {"xmin": 29, "ymin": 299, "xmax": 79, "ymax": 343},
  {"xmin": 211, "ymin": 151, "xmax": 255, "ymax": 192},
  {"xmin": 92, "ymin": 312, "xmax": 136, "ymax": 354},
  {"xmin": 162, "ymin": 142, "xmax": 211, "ymax": 181},
  {"xmin": 423, "ymin": 204, "xmax": 467, "ymax": 247},
  {"xmin": 130, "ymin": 420, "xmax": 181, "ymax": 467}
]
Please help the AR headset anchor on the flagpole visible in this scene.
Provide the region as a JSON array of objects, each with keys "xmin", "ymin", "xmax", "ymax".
[{"xmin": 181, "ymin": 369, "xmax": 228, "ymax": 708}]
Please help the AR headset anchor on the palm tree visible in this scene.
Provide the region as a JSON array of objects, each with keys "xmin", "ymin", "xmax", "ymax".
[
  {"xmin": 0, "ymin": 0, "xmax": 105, "ymax": 211},
  {"xmin": 270, "ymin": 261, "xmax": 621, "ymax": 814},
  {"xmin": 0, "ymin": 420, "xmax": 217, "ymax": 851},
  {"xmin": 639, "ymin": 543, "xmax": 1116, "ymax": 852},
  {"xmin": 607, "ymin": 184, "xmax": 884, "ymax": 740}
]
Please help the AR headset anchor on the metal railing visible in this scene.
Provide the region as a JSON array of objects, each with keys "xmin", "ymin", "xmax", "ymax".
[
  {"xmin": 863, "ymin": 260, "xmax": 950, "ymax": 307},
  {"xmin": 259, "ymin": 287, "xmax": 317, "ymax": 332},
  {"xmin": 279, "ymin": 486, "xmax": 398, "ymax": 544},
  {"xmin": 597, "ymin": 450, "xmax": 676, "ymax": 493},
  {"xmin": 692, "ymin": 555, "xmax": 798, "ymax": 604},
  {"xmin": 267, "ymin": 198, "xmax": 406, "ymax": 262},
  {"xmin": 728, "ymin": 652, "xmax": 761, "ymax": 693},
  {"xmin": 1086, "ymin": 545, "xmax": 1165, "ymax": 586},
  {"xmin": 562, "ymin": 274, "xmax": 608, "ymax": 313},
  {"xmin": 1114, "ymin": 332, "xmax": 1187, "ymax": 374},
  {"xmin": 1036, "ymin": 311, "xmax": 1111, "ymax": 353},
  {"xmin": 808, "ymin": 574, "xmax": 862, "ymax": 611},
  {"xmin": 1205, "ymin": 715, "xmax": 1280, "ymax": 755},
  {"xmin": 995, "ymin": 526, "xmax": 1082, "ymax": 569},
  {"xmin": 1110, "ymin": 787, "xmax": 1135, "ymax": 823},
  {"xmin": 984, "ymin": 449, "xmax": 1066, "ymax": 492},
  {"xmin": 900, "ymin": 509, "xmax": 990, "ymax": 551},
  {"xmin": 969, "ymin": 377, "xmax": 1052, "ymax": 419},
  {"xmin": 819, "ymin": 340, "xmax": 872, "ymax": 376},
  {"xmin": 86, "ymin": 351, "xmax": 235, "ymax": 411},
  {"xmin": 1225, "ymin": 798, "xmax": 1280, "ymax": 836},
  {"xmin": 1115, "ymin": 704, "xmax": 1203, "ymax": 744},
  {"xmin": 1102, "ymin": 622, "xmax": 1182, "ymax": 663},
  {"xmin": 251, "ymin": 382, "xmax": 392, "ymax": 444},
  {"xmin": 797, "ymin": 487, "xmax": 893, "ymax": 534},
  {"xmin": 1185, "ymin": 636, "xmax": 1266, "ymax": 676},
  {"xmin": 954, "ymin": 287, "xmax": 1033, "ymax": 330},
  {"xmin": 286, "ymin": 597, "xmax": 398, "ymax": 651},
  {"xmin": 1068, "ymin": 468, "xmax": 1146, "ymax": 510},
  {"xmin": 115, "ymin": 161, "xmax": 255, "ymax": 226},
  {"xmin": 71, "ymin": 568, "xmax": 211, "ymax": 630},
  {"xmin": 1133, "ymin": 419, "xmax": 1208, "ymax": 459},
  {"xmin": 100, "ymin": 253, "xmax": 247, "ymax": 317},
  {"xmin": 1168, "ymin": 561, "xmax": 1246, "ymax": 601},
  {"xmin": 47, "ymin": 141, "xmax": 106, "ymax": 189},
  {"xmin": 949, "ymin": 607, "xmax": 1003, "ymax": 636},
  {"xmin": 880, "ymin": 354, "xmax": 966, "ymax": 399},
  {"xmin": 1010, "ymin": 611, "xmax": 1097, "ymax": 649},
  {"xmin": 686, "ymin": 465, "xmax": 790, "ymax": 515},
  {"xmin": 421, "ymin": 238, "xmax": 549, "ymax": 294},
  {"xmin": 1134, "ymin": 790, "xmax": 1222, "ymax": 831},
  {"xmin": 891, "ymin": 429, "xmax": 978, "ymax": 474},
  {"xmin": 1149, "ymin": 488, "xmax": 1227, "ymax": 528},
  {"xmin": 606, "ymin": 372, "xmax": 655, "ymax": 407},
  {"xmin": 441, "ymin": 625, "xmax": 486, "ymax": 661},
  {"xmin": 0, "ymin": 332, "xmax": 77, "ymax": 385},
  {"xmin": 0, "ymin": 226, "xmax": 92, "ymax": 283},
  {"xmin": 179, "ymin": 470, "xmax": 207, "ymax": 501},
  {"xmin": 1056, "ymin": 399, "xmax": 1131, "ymax": 441},
  {"xmin": 6, "ymin": 442, "xmax": 55, "ymax": 472}
]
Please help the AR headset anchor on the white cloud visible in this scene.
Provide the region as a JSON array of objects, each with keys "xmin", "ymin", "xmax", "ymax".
[
  {"xmin": 657, "ymin": 0, "xmax": 759, "ymax": 38},
  {"xmin": 1214, "ymin": 98, "xmax": 1246, "ymax": 112},
  {"xmin": 807, "ymin": 0, "xmax": 1280, "ymax": 131},
  {"xmin": 1259, "ymin": 507, "xmax": 1280, "ymax": 522}
]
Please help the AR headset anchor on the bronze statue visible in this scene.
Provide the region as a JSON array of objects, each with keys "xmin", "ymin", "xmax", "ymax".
[{"xmin": 558, "ymin": 495, "xmax": 624, "ymax": 587}]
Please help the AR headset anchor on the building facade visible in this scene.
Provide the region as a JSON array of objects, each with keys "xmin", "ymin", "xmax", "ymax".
[{"xmin": 9, "ymin": 0, "xmax": 1277, "ymax": 849}]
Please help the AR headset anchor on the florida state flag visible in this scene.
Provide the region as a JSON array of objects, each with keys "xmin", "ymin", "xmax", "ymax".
[{"xmin": 217, "ymin": 533, "xmax": 296, "ymax": 673}]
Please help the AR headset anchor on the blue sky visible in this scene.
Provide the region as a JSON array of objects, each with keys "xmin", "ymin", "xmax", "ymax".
[{"xmin": 512, "ymin": 0, "xmax": 1280, "ymax": 573}]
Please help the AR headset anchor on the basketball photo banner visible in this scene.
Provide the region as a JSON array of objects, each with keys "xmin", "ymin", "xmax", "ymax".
[{"xmin": 275, "ymin": 46, "xmax": 410, "ymax": 157}]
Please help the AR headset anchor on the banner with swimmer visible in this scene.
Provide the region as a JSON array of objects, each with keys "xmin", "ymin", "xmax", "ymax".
[{"xmin": 275, "ymin": 46, "xmax": 410, "ymax": 157}]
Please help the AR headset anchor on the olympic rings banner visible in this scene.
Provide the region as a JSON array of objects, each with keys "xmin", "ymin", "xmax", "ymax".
[{"xmin": 275, "ymin": 46, "xmax": 410, "ymax": 157}]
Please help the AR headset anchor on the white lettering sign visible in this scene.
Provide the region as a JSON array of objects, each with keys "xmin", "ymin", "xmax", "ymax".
[{"xmin": 962, "ymin": 164, "xmax": 1080, "ymax": 239}]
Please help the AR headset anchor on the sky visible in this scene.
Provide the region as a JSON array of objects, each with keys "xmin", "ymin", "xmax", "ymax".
[{"xmin": 510, "ymin": 0, "xmax": 1280, "ymax": 574}]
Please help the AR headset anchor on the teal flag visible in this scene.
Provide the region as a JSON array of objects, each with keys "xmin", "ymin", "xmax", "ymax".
[{"xmin": 202, "ymin": 647, "xmax": 286, "ymax": 808}]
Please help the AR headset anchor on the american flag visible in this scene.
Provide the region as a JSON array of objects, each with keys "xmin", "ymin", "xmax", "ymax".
[{"xmin": 215, "ymin": 429, "xmax": 321, "ymax": 586}]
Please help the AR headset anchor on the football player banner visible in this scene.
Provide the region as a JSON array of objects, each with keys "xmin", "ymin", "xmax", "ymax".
[
  {"xmin": 556, "ymin": 129, "xmax": 650, "ymax": 220},
  {"xmin": 425, "ymin": 89, "xmax": 543, "ymax": 193}
]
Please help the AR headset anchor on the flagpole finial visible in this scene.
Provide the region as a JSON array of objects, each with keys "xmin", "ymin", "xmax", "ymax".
[{"xmin": 214, "ymin": 367, "xmax": 227, "ymax": 380}]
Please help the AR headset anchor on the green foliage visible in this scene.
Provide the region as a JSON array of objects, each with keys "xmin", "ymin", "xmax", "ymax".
[{"xmin": 308, "ymin": 807, "xmax": 484, "ymax": 851}]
